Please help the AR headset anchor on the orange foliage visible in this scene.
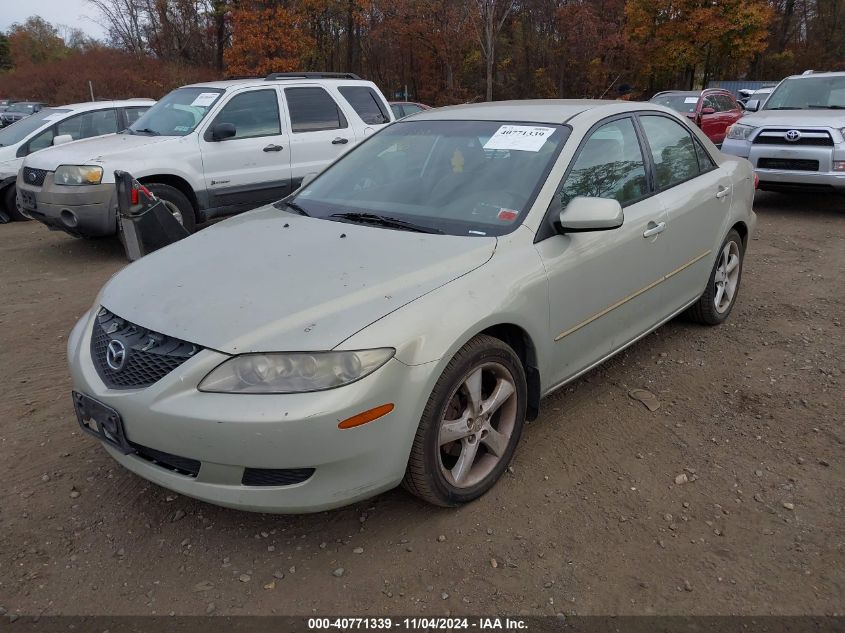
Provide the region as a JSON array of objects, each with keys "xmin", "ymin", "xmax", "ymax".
[{"xmin": 224, "ymin": 5, "xmax": 314, "ymax": 77}]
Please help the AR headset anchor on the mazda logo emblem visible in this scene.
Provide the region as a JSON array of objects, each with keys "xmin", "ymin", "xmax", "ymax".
[
  {"xmin": 785, "ymin": 130, "xmax": 801, "ymax": 142},
  {"xmin": 106, "ymin": 339, "xmax": 127, "ymax": 371}
]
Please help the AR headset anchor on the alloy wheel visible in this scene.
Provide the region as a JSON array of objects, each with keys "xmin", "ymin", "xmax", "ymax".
[{"xmin": 714, "ymin": 240, "xmax": 740, "ymax": 314}]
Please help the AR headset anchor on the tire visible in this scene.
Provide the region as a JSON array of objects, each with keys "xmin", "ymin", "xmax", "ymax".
[
  {"xmin": 3, "ymin": 185, "xmax": 29, "ymax": 222},
  {"xmin": 685, "ymin": 229, "xmax": 744, "ymax": 325},
  {"xmin": 143, "ymin": 183, "xmax": 196, "ymax": 233},
  {"xmin": 403, "ymin": 334, "xmax": 527, "ymax": 507}
]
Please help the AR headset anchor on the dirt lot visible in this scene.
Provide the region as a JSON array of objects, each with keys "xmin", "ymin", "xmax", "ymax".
[{"xmin": 0, "ymin": 192, "xmax": 842, "ymax": 618}]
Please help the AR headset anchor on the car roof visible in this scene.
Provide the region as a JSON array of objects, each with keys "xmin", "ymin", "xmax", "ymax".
[
  {"xmin": 408, "ymin": 99, "xmax": 633, "ymax": 124},
  {"xmin": 52, "ymin": 99, "xmax": 156, "ymax": 112},
  {"xmin": 785, "ymin": 70, "xmax": 845, "ymax": 79},
  {"xmin": 181, "ymin": 77, "xmax": 377, "ymax": 90}
]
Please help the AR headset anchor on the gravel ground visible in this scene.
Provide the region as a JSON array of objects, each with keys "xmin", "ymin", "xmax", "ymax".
[{"xmin": 0, "ymin": 191, "xmax": 842, "ymax": 618}]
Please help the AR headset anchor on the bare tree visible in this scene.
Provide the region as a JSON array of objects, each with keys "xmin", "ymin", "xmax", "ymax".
[
  {"xmin": 474, "ymin": 0, "xmax": 515, "ymax": 101},
  {"xmin": 87, "ymin": 0, "xmax": 148, "ymax": 54}
]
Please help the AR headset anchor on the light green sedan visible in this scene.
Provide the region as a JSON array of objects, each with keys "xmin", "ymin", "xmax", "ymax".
[{"xmin": 67, "ymin": 100, "xmax": 756, "ymax": 512}]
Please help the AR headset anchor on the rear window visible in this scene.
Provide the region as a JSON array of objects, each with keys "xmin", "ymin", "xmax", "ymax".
[
  {"xmin": 285, "ymin": 87, "xmax": 348, "ymax": 133},
  {"xmin": 338, "ymin": 86, "xmax": 390, "ymax": 124}
]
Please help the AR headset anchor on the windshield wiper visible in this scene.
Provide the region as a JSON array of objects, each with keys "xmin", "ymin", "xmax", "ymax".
[
  {"xmin": 807, "ymin": 104, "xmax": 844, "ymax": 109},
  {"xmin": 330, "ymin": 212, "xmax": 444, "ymax": 234},
  {"xmin": 278, "ymin": 200, "xmax": 310, "ymax": 216},
  {"xmin": 132, "ymin": 127, "xmax": 160, "ymax": 136}
]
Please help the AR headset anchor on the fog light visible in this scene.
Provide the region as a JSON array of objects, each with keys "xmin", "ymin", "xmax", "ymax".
[{"xmin": 833, "ymin": 161, "xmax": 845, "ymax": 172}]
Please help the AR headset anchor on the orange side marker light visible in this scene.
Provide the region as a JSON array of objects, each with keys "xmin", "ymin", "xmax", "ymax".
[{"xmin": 338, "ymin": 403, "xmax": 395, "ymax": 429}]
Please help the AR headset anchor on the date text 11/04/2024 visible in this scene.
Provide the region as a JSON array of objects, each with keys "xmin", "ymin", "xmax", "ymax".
[{"xmin": 307, "ymin": 617, "xmax": 529, "ymax": 630}]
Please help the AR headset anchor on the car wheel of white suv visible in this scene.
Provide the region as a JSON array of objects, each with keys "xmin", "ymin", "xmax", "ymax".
[
  {"xmin": 403, "ymin": 334, "xmax": 527, "ymax": 506},
  {"xmin": 145, "ymin": 183, "xmax": 197, "ymax": 233}
]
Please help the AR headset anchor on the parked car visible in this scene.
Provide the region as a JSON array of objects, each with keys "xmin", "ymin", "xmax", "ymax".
[
  {"xmin": 721, "ymin": 71, "xmax": 845, "ymax": 193},
  {"xmin": 649, "ymin": 89, "xmax": 743, "ymax": 146},
  {"xmin": 68, "ymin": 99, "xmax": 755, "ymax": 513},
  {"xmin": 19, "ymin": 72, "xmax": 393, "ymax": 237},
  {"xmin": 0, "ymin": 99, "xmax": 16, "ymax": 113},
  {"xmin": 738, "ymin": 87, "xmax": 775, "ymax": 106},
  {"xmin": 389, "ymin": 101, "xmax": 431, "ymax": 119},
  {"xmin": 0, "ymin": 101, "xmax": 45, "ymax": 128},
  {"xmin": 0, "ymin": 100, "xmax": 154, "ymax": 222}
]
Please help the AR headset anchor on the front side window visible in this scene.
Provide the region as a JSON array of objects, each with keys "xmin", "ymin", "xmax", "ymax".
[
  {"xmin": 285, "ymin": 87, "xmax": 348, "ymax": 133},
  {"xmin": 338, "ymin": 86, "xmax": 390, "ymax": 124},
  {"xmin": 290, "ymin": 120, "xmax": 568, "ymax": 236},
  {"xmin": 208, "ymin": 90, "xmax": 281, "ymax": 139},
  {"xmin": 557, "ymin": 117, "xmax": 648, "ymax": 208},
  {"xmin": 764, "ymin": 76, "xmax": 845, "ymax": 110},
  {"xmin": 640, "ymin": 115, "xmax": 700, "ymax": 189},
  {"xmin": 0, "ymin": 108, "xmax": 69, "ymax": 148},
  {"xmin": 716, "ymin": 94, "xmax": 737, "ymax": 111},
  {"xmin": 128, "ymin": 87, "xmax": 224, "ymax": 136}
]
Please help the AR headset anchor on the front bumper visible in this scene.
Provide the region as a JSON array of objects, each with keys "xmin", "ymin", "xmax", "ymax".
[
  {"xmin": 17, "ymin": 172, "xmax": 118, "ymax": 237},
  {"xmin": 67, "ymin": 310, "xmax": 434, "ymax": 513},
  {"xmin": 721, "ymin": 138, "xmax": 845, "ymax": 192}
]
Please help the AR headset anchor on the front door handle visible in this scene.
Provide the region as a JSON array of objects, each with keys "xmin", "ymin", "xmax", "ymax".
[
  {"xmin": 715, "ymin": 185, "xmax": 731, "ymax": 199},
  {"xmin": 263, "ymin": 144, "xmax": 284, "ymax": 152},
  {"xmin": 332, "ymin": 137, "xmax": 349, "ymax": 145},
  {"xmin": 643, "ymin": 221, "xmax": 666, "ymax": 238}
]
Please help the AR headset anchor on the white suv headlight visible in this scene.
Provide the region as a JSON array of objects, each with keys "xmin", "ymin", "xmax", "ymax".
[
  {"xmin": 198, "ymin": 349, "xmax": 395, "ymax": 394},
  {"xmin": 54, "ymin": 165, "xmax": 104, "ymax": 185},
  {"xmin": 726, "ymin": 124, "xmax": 756, "ymax": 141}
]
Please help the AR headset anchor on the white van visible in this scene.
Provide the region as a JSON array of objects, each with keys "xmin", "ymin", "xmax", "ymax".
[{"xmin": 18, "ymin": 73, "xmax": 393, "ymax": 236}]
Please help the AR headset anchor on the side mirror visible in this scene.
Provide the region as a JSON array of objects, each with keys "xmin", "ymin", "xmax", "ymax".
[
  {"xmin": 558, "ymin": 197, "xmax": 623, "ymax": 233},
  {"xmin": 700, "ymin": 107, "xmax": 716, "ymax": 115},
  {"xmin": 210, "ymin": 122, "xmax": 236, "ymax": 141},
  {"xmin": 745, "ymin": 99, "xmax": 760, "ymax": 112},
  {"xmin": 53, "ymin": 134, "xmax": 74, "ymax": 146}
]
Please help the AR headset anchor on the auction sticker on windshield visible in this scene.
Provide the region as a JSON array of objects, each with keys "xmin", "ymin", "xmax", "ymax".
[
  {"xmin": 190, "ymin": 93, "xmax": 220, "ymax": 108},
  {"xmin": 483, "ymin": 125, "xmax": 555, "ymax": 152}
]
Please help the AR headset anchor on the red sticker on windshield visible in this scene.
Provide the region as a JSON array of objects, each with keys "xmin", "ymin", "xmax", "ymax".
[{"xmin": 497, "ymin": 209, "xmax": 518, "ymax": 222}]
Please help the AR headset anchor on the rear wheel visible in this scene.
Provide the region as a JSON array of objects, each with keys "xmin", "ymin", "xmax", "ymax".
[
  {"xmin": 143, "ymin": 183, "xmax": 196, "ymax": 233},
  {"xmin": 685, "ymin": 229, "xmax": 744, "ymax": 325},
  {"xmin": 3, "ymin": 185, "xmax": 28, "ymax": 221},
  {"xmin": 403, "ymin": 335, "xmax": 526, "ymax": 506}
]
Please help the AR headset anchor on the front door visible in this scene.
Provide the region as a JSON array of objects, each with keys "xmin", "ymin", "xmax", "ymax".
[
  {"xmin": 199, "ymin": 88, "xmax": 292, "ymax": 215},
  {"xmin": 535, "ymin": 116, "xmax": 670, "ymax": 388}
]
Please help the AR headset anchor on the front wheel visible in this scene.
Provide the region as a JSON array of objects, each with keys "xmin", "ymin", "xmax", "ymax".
[
  {"xmin": 143, "ymin": 183, "xmax": 197, "ymax": 233},
  {"xmin": 685, "ymin": 229, "xmax": 744, "ymax": 325},
  {"xmin": 3, "ymin": 185, "xmax": 28, "ymax": 221},
  {"xmin": 403, "ymin": 335, "xmax": 527, "ymax": 506}
]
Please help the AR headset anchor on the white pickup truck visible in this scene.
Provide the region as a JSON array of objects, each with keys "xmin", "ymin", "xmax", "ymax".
[{"xmin": 18, "ymin": 72, "xmax": 393, "ymax": 236}]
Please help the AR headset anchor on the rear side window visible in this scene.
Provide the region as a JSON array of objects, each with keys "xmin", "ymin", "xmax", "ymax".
[
  {"xmin": 640, "ymin": 115, "xmax": 700, "ymax": 189},
  {"xmin": 57, "ymin": 109, "xmax": 119, "ymax": 139},
  {"xmin": 285, "ymin": 87, "xmax": 348, "ymax": 133},
  {"xmin": 124, "ymin": 107, "xmax": 149, "ymax": 126},
  {"xmin": 209, "ymin": 90, "xmax": 281, "ymax": 139},
  {"xmin": 338, "ymin": 86, "xmax": 389, "ymax": 124},
  {"xmin": 556, "ymin": 117, "xmax": 648, "ymax": 208}
]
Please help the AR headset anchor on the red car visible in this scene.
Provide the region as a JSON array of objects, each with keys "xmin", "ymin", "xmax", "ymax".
[
  {"xmin": 649, "ymin": 89, "xmax": 743, "ymax": 146},
  {"xmin": 389, "ymin": 101, "xmax": 431, "ymax": 119}
]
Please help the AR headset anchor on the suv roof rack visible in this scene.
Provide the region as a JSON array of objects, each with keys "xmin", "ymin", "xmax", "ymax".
[{"xmin": 264, "ymin": 72, "xmax": 361, "ymax": 81}]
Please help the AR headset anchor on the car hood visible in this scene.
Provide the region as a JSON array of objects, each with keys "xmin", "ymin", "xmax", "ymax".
[
  {"xmin": 99, "ymin": 207, "xmax": 497, "ymax": 354},
  {"xmin": 22, "ymin": 133, "xmax": 176, "ymax": 172},
  {"xmin": 739, "ymin": 109, "xmax": 845, "ymax": 128}
]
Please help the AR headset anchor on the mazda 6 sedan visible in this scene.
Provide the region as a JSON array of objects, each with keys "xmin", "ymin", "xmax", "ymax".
[{"xmin": 68, "ymin": 100, "xmax": 756, "ymax": 512}]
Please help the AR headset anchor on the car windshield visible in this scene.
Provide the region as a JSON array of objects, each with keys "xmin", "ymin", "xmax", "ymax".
[
  {"xmin": 127, "ymin": 87, "xmax": 223, "ymax": 136},
  {"xmin": 9, "ymin": 103, "xmax": 37, "ymax": 113},
  {"xmin": 0, "ymin": 108, "xmax": 69, "ymax": 146},
  {"xmin": 764, "ymin": 76, "xmax": 845, "ymax": 110},
  {"xmin": 650, "ymin": 94, "xmax": 699, "ymax": 114},
  {"xmin": 290, "ymin": 120, "xmax": 568, "ymax": 237}
]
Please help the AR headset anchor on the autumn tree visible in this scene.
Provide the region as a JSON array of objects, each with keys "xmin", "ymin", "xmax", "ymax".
[
  {"xmin": 7, "ymin": 17, "xmax": 68, "ymax": 67},
  {"xmin": 474, "ymin": 0, "xmax": 516, "ymax": 101}
]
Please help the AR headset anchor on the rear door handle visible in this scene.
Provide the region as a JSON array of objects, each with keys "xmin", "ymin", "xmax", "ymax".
[
  {"xmin": 715, "ymin": 185, "xmax": 731, "ymax": 199},
  {"xmin": 263, "ymin": 144, "xmax": 284, "ymax": 152},
  {"xmin": 332, "ymin": 137, "xmax": 349, "ymax": 145},
  {"xmin": 643, "ymin": 221, "xmax": 666, "ymax": 238}
]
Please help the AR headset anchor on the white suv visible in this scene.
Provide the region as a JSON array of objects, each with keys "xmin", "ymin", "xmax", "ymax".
[{"xmin": 18, "ymin": 73, "xmax": 393, "ymax": 236}]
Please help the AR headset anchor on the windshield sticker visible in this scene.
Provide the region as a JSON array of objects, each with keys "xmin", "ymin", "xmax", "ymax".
[
  {"xmin": 451, "ymin": 148, "xmax": 465, "ymax": 172},
  {"xmin": 497, "ymin": 208, "xmax": 518, "ymax": 222},
  {"xmin": 468, "ymin": 230, "xmax": 487, "ymax": 236},
  {"xmin": 684, "ymin": 97, "xmax": 699, "ymax": 104},
  {"xmin": 189, "ymin": 92, "xmax": 219, "ymax": 108},
  {"xmin": 174, "ymin": 125, "xmax": 191, "ymax": 132},
  {"xmin": 483, "ymin": 125, "xmax": 555, "ymax": 152}
]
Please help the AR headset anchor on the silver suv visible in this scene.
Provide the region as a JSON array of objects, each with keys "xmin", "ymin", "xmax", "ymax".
[{"xmin": 721, "ymin": 71, "xmax": 845, "ymax": 193}]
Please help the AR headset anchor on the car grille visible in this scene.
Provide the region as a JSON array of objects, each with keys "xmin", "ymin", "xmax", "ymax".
[
  {"xmin": 90, "ymin": 307, "xmax": 202, "ymax": 389},
  {"xmin": 242, "ymin": 467, "xmax": 316, "ymax": 486},
  {"xmin": 22, "ymin": 167, "xmax": 49, "ymax": 187},
  {"xmin": 757, "ymin": 158, "xmax": 819, "ymax": 172},
  {"xmin": 130, "ymin": 442, "xmax": 201, "ymax": 477},
  {"xmin": 752, "ymin": 129, "xmax": 833, "ymax": 146}
]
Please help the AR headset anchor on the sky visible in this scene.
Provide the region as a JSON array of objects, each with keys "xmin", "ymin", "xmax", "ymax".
[{"xmin": 1, "ymin": 0, "xmax": 109, "ymax": 40}]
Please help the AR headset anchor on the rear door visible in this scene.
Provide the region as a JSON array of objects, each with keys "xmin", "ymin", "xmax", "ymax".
[
  {"xmin": 283, "ymin": 86, "xmax": 358, "ymax": 187},
  {"xmin": 637, "ymin": 114, "xmax": 731, "ymax": 312},
  {"xmin": 199, "ymin": 87, "xmax": 292, "ymax": 215}
]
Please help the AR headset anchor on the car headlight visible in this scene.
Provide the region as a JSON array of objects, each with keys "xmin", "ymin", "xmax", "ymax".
[
  {"xmin": 726, "ymin": 124, "xmax": 756, "ymax": 141},
  {"xmin": 198, "ymin": 349, "xmax": 395, "ymax": 394},
  {"xmin": 54, "ymin": 165, "xmax": 104, "ymax": 185}
]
